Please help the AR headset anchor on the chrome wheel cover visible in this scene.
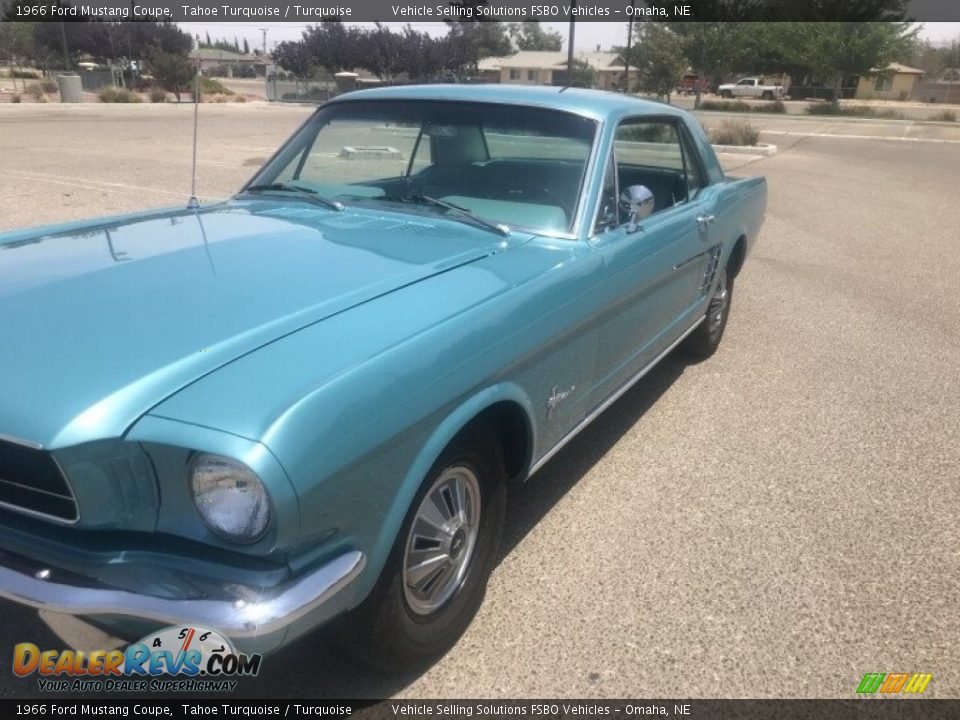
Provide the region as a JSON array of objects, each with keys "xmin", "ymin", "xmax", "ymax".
[
  {"xmin": 707, "ymin": 271, "xmax": 729, "ymax": 337},
  {"xmin": 402, "ymin": 465, "xmax": 482, "ymax": 616}
]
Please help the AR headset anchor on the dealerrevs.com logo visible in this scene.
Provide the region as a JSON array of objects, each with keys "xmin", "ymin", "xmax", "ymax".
[{"xmin": 14, "ymin": 626, "xmax": 262, "ymax": 693}]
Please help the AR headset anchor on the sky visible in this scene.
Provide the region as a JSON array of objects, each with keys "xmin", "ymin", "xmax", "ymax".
[{"xmin": 179, "ymin": 21, "xmax": 960, "ymax": 55}]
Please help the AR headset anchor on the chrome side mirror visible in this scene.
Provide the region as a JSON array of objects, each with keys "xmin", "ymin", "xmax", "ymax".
[{"xmin": 619, "ymin": 184, "xmax": 655, "ymax": 231}]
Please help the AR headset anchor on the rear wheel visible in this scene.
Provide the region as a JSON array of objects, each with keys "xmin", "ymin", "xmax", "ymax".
[
  {"xmin": 762, "ymin": 90, "xmax": 774, "ymax": 100},
  {"xmin": 336, "ymin": 431, "xmax": 506, "ymax": 670},
  {"xmin": 680, "ymin": 266, "xmax": 733, "ymax": 361}
]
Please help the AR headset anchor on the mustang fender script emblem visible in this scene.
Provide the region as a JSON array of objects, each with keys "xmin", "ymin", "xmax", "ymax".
[{"xmin": 546, "ymin": 385, "xmax": 576, "ymax": 419}]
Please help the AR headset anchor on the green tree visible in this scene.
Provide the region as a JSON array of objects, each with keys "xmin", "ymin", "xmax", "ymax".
[
  {"xmin": 627, "ymin": 24, "xmax": 687, "ymax": 102},
  {"xmin": 302, "ymin": 21, "xmax": 365, "ymax": 75},
  {"xmin": 146, "ymin": 47, "xmax": 195, "ymax": 102},
  {"xmin": 445, "ymin": 1, "xmax": 513, "ymax": 71},
  {"xmin": 793, "ymin": 22, "xmax": 916, "ymax": 101},
  {"xmin": 0, "ymin": 21, "xmax": 35, "ymax": 89},
  {"xmin": 567, "ymin": 58, "xmax": 596, "ymax": 88},
  {"xmin": 507, "ymin": 21, "xmax": 562, "ymax": 51},
  {"xmin": 658, "ymin": 22, "xmax": 751, "ymax": 107},
  {"xmin": 242, "ymin": 38, "xmax": 250, "ymax": 55},
  {"xmin": 360, "ymin": 23, "xmax": 405, "ymax": 81}
]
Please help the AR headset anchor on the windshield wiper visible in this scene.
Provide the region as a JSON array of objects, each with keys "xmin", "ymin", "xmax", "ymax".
[
  {"xmin": 391, "ymin": 194, "xmax": 510, "ymax": 237},
  {"xmin": 242, "ymin": 183, "xmax": 344, "ymax": 211}
]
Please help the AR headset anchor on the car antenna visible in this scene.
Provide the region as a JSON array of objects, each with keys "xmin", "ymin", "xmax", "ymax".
[{"xmin": 187, "ymin": 58, "xmax": 201, "ymax": 210}]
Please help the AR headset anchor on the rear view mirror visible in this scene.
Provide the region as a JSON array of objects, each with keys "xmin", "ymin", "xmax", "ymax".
[{"xmin": 620, "ymin": 184, "xmax": 655, "ymax": 231}]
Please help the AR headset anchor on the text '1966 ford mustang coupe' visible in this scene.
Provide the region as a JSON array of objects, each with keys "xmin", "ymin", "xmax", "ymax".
[{"xmin": 0, "ymin": 85, "xmax": 765, "ymax": 669}]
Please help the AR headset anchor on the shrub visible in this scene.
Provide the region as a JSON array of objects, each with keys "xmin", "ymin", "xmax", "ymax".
[
  {"xmin": 149, "ymin": 87, "xmax": 168, "ymax": 103},
  {"xmin": 709, "ymin": 119, "xmax": 761, "ymax": 146},
  {"xmin": 699, "ymin": 99, "xmax": 751, "ymax": 113},
  {"xmin": 929, "ymin": 109, "xmax": 957, "ymax": 122},
  {"xmin": 805, "ymin": 103, "xmax": 904, "ymax": 119},
  {"xmin": 202, "ymin": 92, "xmax": 247, "ymax": 103},
  {"xmin": 38, "ymin": 79, "xmax": 58, "ymax": 94},
  {"xmin": 699, "ymin": 99, "xmax": 786, "ymax": 114},
  {"xmin": 762, "ymin": 99, "xmax": 787, "ymax": 114},
  {"xmin": 198, "ymin": 76, "xmax": 233, "ymax": 95},
  {"xmin": 26, "ymin": 83, "xmax": 46, "ymax": 100},
  {"xmin": 145, "ymin": 49, "xmax": 195, "ymax": 102},
  {"xmin": 10, "ymin": 93, "xmax": 22, "ymax": 103},
  {"xmin": 98, "ymin": 86, "xmax": 142, "ymax": 103}
]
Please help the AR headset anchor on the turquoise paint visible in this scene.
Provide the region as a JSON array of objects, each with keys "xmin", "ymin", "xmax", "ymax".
[{"xmin": 0, "ymin": 86, "xmax": 765, "ymax": 651}]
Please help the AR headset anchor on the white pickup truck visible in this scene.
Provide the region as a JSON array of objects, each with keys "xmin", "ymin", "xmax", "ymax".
[{"xmin": 717, "ymin": 77, "xmax": 785, "ymax": 100}]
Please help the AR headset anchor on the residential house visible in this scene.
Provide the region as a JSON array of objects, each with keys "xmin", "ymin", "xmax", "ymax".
[
  {"xmin": 482, "ymin": 51, "xmax": 626, "ymax": 90},
  {"xmin": 854, "ymin": 63, "xmax": 925, "ymax": 101}
]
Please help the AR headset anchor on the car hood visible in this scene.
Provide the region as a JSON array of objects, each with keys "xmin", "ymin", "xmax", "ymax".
[{"xmin": 0, "ymin": 200, "xmax": 522, "ymax": 449}]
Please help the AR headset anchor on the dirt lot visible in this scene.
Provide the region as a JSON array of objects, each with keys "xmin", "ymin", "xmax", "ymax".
[{"xmin": 1, "ymin": 103, "xmax": 958, "ymax": 699}]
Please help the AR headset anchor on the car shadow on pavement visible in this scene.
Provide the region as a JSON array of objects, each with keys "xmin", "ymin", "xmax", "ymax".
[{"xmin": 229, "ymin": 354, "xmax": 689, "ymax": 699}]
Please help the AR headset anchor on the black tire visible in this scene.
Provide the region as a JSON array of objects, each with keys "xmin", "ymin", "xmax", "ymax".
[
  {"xmin": 720, "ymin": 89, "xmax": 733, "ymax": 99},
  {"xmin": 334, "ymin": 430, "xmax": 506, "ymax": 671},
  {"xmin": 680, "ymin": 265, "xmax": 733, "ymax": 361},
  {"xmin": 762, "ymin": 90, "xmax": 774, "ymax": 100}
]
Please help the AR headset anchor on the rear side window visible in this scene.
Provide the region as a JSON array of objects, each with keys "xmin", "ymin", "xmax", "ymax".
[{"xmin": 484, "ymin": 123, "xmax": 593, "ymax": 162}]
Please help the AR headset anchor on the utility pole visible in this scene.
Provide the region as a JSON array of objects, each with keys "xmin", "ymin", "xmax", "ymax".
[
  {"xmin": 59, "ymin": 21, "xmax": 71, "ymax": 71},
  {"xmin": 260, "ymin": 28, "xmax": 268, "ymax": 56},
  {"xmin": 624, "ymin": 1, "xmax": 635, "ymax": 94},
  {"xmin": 566, "ymin": 1, "xmax": 576, "ymax": 86}
]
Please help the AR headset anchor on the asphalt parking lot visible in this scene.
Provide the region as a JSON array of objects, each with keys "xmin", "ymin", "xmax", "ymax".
[{"xmin": 1, "ymin": 103, "xmax": 958, "ymax": 699}]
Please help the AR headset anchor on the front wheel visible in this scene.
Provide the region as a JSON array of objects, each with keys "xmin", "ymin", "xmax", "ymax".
[
  {"xmin": 335, "ymin": 431, "xmax": 506, "ymax": 670},
  {"xmin": 680, "ymin": 266, "xmax": 733, "ymax": 361}
]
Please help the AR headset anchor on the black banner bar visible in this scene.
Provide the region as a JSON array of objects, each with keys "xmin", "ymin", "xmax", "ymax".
[
  {"xmin": 2, "ymin": 0, "xmax": 960, "ymax": 23},
  {"xmin": 1, "ymin": 699, "xmax": 960, "ymax": 719}
]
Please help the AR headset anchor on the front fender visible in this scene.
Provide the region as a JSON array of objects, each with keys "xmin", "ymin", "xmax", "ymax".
[{"xmin": 364, "ymin": 382, "xmax": 537, "ymax": 590}]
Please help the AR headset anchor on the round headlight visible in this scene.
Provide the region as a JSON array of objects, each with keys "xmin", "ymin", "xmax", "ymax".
[{"xmin": 189, "ymin": 454, "xmax": 271, "ymax": 543}]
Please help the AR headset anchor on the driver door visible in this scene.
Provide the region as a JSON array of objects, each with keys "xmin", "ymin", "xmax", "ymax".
[{"xmin": 587, "ymin": 117, "xmax": 717, "ymax": 402}]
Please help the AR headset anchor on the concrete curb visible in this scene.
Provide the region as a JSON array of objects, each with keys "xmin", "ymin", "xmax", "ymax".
[{"xmin": 712, "ymin": 143, "xmax": 778, "ymax": 156}]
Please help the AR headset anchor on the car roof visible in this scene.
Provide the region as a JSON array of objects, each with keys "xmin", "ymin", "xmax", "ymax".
[{"xmin": 326, "ymin": 84, "xmax": 685, "ymax": 122}]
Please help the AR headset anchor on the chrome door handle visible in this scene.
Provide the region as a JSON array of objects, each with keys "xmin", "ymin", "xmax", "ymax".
[{"xmin": 697, "ymin": 214, "xmax": 716, "ymax": 228}]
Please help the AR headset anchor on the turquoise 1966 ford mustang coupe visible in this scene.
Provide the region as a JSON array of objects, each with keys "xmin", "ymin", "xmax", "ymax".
[{"xmin": 0, "ymin": 85, "xmax": 765, "ymax": 668}]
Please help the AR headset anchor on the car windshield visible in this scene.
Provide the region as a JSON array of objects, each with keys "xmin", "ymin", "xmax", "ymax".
[{"xmin": 246, "ymin": 99, "xmax": 598, "ymax": 235}]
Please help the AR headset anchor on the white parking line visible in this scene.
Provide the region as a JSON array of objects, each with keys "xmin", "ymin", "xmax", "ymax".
[
  {"xmin": 761, "ymin": 130, "xmax": 960, "ymax": 144},
  {"xmin": 6, "ymin": 170, "xmax": 186, "ymax": 197}
]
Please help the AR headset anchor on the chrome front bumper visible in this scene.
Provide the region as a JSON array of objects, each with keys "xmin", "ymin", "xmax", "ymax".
[{"xmin": 0, "ymin": 547, "xmax": 365, "ymax": 639}]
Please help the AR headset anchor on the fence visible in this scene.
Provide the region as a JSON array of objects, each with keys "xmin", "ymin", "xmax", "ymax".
[
  {"xmin": 913, "ymin": 81, "xmax": 960, "ymax": 104},
  {"xmin": 266, "ymin": 77, "xmax": 333, "ymax": 103}
]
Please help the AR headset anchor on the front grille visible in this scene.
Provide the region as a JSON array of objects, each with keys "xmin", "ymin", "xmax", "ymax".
[{"xmin": 0, "ymin": 441, "xmax": 78, "ymax": 523}]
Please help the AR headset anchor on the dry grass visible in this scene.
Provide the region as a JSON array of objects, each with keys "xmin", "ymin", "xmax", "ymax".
[
  {"xmin": 98, "ymin": 86, "xmax": 141, "ymax": 103},
  {"xmin": 709, "ymin": 119, "xmax": 761, "ymax": 146},
  {"xmin": 201, "ymin": 93, "xmax": 247, "ymax": 103},
  {"xmin": 928, "ymin": 109, "xmax": 957, "ymax": 122}
]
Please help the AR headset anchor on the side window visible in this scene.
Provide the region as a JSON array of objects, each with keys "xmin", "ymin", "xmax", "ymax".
[{"xmin": 614, "ymin": 120, "xmax": 687, "ymax": 217}]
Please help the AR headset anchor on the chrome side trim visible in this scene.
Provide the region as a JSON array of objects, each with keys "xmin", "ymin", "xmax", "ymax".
[
  {"xmin": 529, "ymin": 316, "xmax": 704, "ymax": 476},
  {"xmin": 0, "ymin": 433, "xmax": 43, "ymax": 450},
  {"xmin": 0, "ymin": 548, "xmax": 365, "ymax": 639}
]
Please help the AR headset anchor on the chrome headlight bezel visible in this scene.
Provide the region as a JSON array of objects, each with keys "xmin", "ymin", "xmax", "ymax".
[{"xmin": 188, "ymin": 453, "xmax": 273, "ymax": 544}]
